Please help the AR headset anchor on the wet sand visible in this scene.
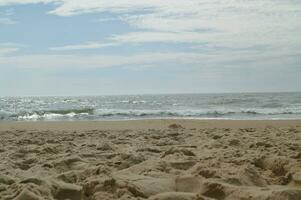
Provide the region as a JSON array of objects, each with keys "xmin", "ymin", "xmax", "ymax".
[{"xmin": 0, "ymin": 119, "xmax": 300, "ymax": 200}]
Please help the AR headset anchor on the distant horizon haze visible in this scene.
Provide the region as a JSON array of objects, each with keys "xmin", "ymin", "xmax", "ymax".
[{"xmin": 1, "ymin": 90, "xmax": 301, "ymax": 98}]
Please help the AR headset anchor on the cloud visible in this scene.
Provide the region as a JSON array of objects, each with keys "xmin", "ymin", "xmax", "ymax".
[
  {"xmin": 0, "ymin": 1, "xmax": 300, "ymax": 47},
  {"xmin": 110, "ymin": 31, "xmax": 219, "ymax": 44},
  {"xmin": 1, "ymin": 47, "xmax": 300, "ymax": 70},
  {"xmin": 0, "ymin": 46, "xmax": 19, "ymax": 54},
  {"xmin": 0, "ymin": 53, "xmax": 192, "ymax": 69},
  {"xmin": 50, "ymin": 42, "xmax": 117, "ymax": 51},
  {"xmin": 0, "ymin": 8, "xmax": 16, "ymax": 24},
  {"xmin": 0, "ymin": 0, "xmax": 57, "ymax": 6},
  {"xmin": 96, "ymin": 17, "xmax": 121, "ymax": 23},
  {"xmin": 46, "ymin": 1, "xmax": 301, "ymax": 53},
  {"xmin": 0, "ymin": 0, "xmax": 300, "ymax": 70},
  {"xmin": 0, "ymin": 43, "xmax": 22, "ymax": 55}
]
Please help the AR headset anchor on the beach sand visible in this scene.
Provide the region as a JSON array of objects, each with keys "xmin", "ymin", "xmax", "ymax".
[{"xmin": 0, "ymin": 119, "xmax": 300, "ymax": 200}]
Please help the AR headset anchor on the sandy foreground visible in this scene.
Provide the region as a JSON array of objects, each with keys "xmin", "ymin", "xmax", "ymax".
[{"xmin": 0, "ymin": 119, "xmax": 300, "ymax": 200}]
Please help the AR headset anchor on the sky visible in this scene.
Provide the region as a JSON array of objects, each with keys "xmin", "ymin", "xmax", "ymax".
[{"xmin": 0, "ymin": 0, "xmax": 301, "ymax": 96}]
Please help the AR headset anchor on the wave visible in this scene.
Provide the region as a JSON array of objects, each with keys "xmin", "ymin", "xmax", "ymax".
[
  {"xmin": 119, "ymin": 100, "xmax": 147, "ymax": 104},
  {"xmin": 0, "ymin": 108, "xmax": 93, "ymax": 121},
  {"xmin": 2, "ymin": 93, "xmax": 301, "ymax": 121},
  {"xmin": 37, "ymin": 108, "xmax": 94, "ymax": 115},
  {"xmin": 59, "ymin": 109, "xmax": 301, "ymax": 118},
  {"xmin": 1, "ymin": 108, "xmax": 301, "ymax": 121}
]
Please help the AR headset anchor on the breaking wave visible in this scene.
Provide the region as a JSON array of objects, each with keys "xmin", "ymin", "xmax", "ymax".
[
  {"xmin": 1, "ymin": 108, "xmax": 301, "ymax": 121},
  {"xmin": 1, "ymin": 93, "xmax": 301, "ymax": 121}
]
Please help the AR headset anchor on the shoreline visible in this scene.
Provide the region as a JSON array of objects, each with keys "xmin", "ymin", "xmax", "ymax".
[{"xmin": 0, "ymin": 119, "xmax": 300, "ymax": 131}]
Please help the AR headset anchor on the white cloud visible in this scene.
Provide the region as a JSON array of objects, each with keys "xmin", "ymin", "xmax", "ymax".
[
  {"xmin": 96, "ymin": 17, "xmax": 120, "ymax": 23},
  {"xmin": 0, "ymin": 8, "xmax": 16, "ymax": 24},
  {"xmin": 0, "ymin": 0, "xmax": 57, "ymax": 6},
  {"xmin": 110, "ymin": 31, "xmax": 217, "ymax": 44},
  {"xmin": 0, "ymin": 0, "xmax": 300, "ymax": 94},
  {"xmin": 50, "ymin": 42, "xmax": 117, "ymax": 51},
  {"xmin": 1, "ymin": 48, "xmax": 299, "ymax": 70},
  {"xmin": 0, "ymin": 53, "xmax": 189, "ymax": 69},
  {"xmin": 0, "ymin": 47, "xmax": 19, "ymax": 54},
  {"xmin": 0, "ymin": 0, "xmax": 300, "ymax": 68},
  {"xmin": 0, "ymin": 43, "xmax": 22, "ymax": 55},
  {"xmin": 50, "ymin": 1, "xmax": 301, "ymax": 53}
]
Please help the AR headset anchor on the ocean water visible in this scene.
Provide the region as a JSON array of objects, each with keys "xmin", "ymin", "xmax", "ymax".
[{"xmin": 0, "ymin": 93, "xmax": 301, "ymax": 121}]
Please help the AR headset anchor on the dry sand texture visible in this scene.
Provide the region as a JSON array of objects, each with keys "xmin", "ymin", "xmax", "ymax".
[{"xmin": 0, "ymin": 119, "xmax": 300, "ymax": 200}]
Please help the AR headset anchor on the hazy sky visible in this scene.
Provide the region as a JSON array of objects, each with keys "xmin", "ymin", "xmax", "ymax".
[{"xmin": 0, "ymin": 0, "xmax": 301, "ymax": 96}]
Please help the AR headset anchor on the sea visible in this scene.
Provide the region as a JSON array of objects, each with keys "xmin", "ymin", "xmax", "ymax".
[{"xmin": 0, "ymin": 92, "xmax": 301, "ymax": 121}]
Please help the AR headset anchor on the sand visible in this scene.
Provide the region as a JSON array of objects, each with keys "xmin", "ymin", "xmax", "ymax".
[{"xmin": 0, "ymin": 119, "xmax": 300, "ymax": 200}]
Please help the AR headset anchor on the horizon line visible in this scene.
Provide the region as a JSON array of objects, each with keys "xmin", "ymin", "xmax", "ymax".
[{"xmin": 1, "ymin": 90, "xmax": 301, "ymax": 98}]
